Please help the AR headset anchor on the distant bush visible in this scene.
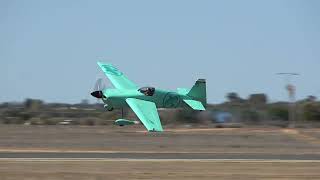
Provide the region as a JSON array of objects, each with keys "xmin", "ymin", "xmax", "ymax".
[
  {"xmin": 1, "ymin": 117, "xmax": 24, "ymax": 124},
  {"xmin": 241, "ymin": 110, "xmax": 260, "ymax": 122},
  {"xmin": 303, "ymin": 103, "xmax": 320, "ymax": 121},
  {"xmin": 226, "ymin": 92, "xmax": 244, "ymax": 103},
  {"xmin": 248, "ymin": 94, "xmax": 268, "ymax": 105},
  {"xmin": 268, "ymin": 107, "xmax": 289, "ymax": 121},
  {"xmin": 24, "ymin": 99, "xmax": 43, "ymax": 111},
  {"xmin": 29, "ymin": 117, "xmax": 42, "ymax": 125},
  {"xmin": 2, "ymin": 118, "xmax": 10, "ymax": 124},
  {"xmin": 19, "ymin": 112, "xmax": 32, "ymax": 121}
]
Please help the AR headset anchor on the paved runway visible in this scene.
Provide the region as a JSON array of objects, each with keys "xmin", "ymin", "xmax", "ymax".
[{"xmin": 1, "ymin": 152, "xmax": 320, "ymax": 160}]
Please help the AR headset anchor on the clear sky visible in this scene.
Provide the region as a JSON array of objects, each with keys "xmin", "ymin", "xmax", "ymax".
[{"xmin": 1, "ymin": 0, "xmax": 319, "ymax": 104}]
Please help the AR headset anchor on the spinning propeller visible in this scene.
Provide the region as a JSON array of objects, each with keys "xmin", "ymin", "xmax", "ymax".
[{"xmin": 91, "ymin": 78, "xmax": 106, "ymax": 99}]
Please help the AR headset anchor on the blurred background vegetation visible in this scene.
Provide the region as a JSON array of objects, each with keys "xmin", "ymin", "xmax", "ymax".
[{"xmin": 0, "ymin": 93, "xmax": 319, "ymax": 127}]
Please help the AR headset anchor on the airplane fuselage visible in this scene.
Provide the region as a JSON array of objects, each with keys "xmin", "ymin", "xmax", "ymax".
[{"xmin": 102, "ymin": 88, "xmax": 190, "ymax": 109}]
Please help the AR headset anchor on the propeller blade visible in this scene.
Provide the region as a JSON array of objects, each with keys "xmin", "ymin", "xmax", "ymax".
[
  {"xmin": 94, "ymin": 78, "xmax": 103, "ymax": 91},
  {"xmin": 92, "ymin": 78, "xmax": 107, "ymax": 102}
]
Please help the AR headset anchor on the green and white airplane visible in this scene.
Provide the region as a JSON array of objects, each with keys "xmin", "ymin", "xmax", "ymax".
[{"xmin": 91, "ymin": 62, "xmax": 206, "ymax": 132}]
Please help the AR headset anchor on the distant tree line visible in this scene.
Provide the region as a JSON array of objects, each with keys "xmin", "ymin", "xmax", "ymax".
[
  {"xmin": 0, "ymin": 94, "xmax": 319, "ymax": 127},
  {"xmin": 221, "ymin": 92, "xmax": 320, "ymax": 124}
]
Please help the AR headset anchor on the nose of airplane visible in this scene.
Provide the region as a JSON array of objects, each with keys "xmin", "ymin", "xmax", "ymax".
[{"xmin": 91, "ymin": 91, "xmax": 104, "ymax": 99}]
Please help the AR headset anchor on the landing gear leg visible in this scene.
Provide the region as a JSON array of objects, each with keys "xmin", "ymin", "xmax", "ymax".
[{"xmin": 121, "ymin": 108, "xmax": 124, "ymax": 119}]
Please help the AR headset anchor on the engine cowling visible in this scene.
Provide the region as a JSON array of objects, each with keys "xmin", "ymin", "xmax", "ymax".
[{"xmin": 114, "ymin": 119, "xmax": 138, "ymax": 126}]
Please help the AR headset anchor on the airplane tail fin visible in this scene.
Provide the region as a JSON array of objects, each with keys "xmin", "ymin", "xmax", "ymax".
[{"xmin": 187, "ymin": 79, "xmax": 207, "ymax": 107}]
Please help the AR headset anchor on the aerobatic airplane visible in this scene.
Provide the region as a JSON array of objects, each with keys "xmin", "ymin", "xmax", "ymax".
[{"xmin": 91, "ymin": 62, "xmax": 206, "ymax": 132}]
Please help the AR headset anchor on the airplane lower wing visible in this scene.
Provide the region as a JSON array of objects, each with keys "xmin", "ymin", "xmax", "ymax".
[
  {"xmin": 97, "ymin": 62, "xmax": 138, "ymax": 90},
  {"xmin": 126, "ymin": 98, "xmax": 163, "ymax": 132}
]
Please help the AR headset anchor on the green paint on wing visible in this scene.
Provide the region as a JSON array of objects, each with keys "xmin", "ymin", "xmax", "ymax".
[{"xmin": 100, "ymin": 64, "xmax": 123, "ymax": 76}]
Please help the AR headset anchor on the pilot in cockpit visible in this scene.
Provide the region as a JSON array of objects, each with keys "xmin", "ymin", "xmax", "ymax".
[{"xmin": 138, "ymin": 87, "xmax": 155, "ymax": 96}]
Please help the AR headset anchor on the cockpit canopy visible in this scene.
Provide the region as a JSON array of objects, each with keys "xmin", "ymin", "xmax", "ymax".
[{"xmin": 138, "ymin": 87, "xmax": 155, "ymax": 96}]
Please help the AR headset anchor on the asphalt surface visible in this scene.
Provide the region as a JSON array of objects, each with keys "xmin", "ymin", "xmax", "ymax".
[
  {"xmin": 1, "ymin": 152, "xmax": 320, "ymax": 160},
  {"xmin": 1, "ymin": 126, "xmax": 320, "ymax": 161}
]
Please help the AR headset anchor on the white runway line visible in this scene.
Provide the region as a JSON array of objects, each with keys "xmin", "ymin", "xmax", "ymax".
[
  {"xmin": 1, "ymin": 158, "xmax": 320, "ymax": 163},
  {"xmin": 0, "ymin": 150, "xmax": 319, "ymax": 155}
]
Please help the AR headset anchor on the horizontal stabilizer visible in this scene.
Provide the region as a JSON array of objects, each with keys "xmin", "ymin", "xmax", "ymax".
[{"xmin": 183, "ymin": 100, "xmax": 205, "ymax": 111}]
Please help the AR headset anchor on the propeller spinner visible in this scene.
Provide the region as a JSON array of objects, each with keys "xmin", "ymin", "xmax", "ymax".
[{"xmin": 91, "ymin": 90, "xmax": 104, "ymax": 98}]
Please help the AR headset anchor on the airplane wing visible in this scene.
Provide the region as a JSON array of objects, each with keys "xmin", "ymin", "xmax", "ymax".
[
  {"xmin": 126, "ymin": 98, "xmax": 163, "ymax": 132},
  {"xmin": 97, "ymin": 62, "xmax": 138, "ymax": 89}
]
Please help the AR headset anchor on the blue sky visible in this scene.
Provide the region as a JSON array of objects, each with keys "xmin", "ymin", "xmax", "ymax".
[{"xmin": 1, "ymin": 0, "xmax": 319, "ymax": 103}]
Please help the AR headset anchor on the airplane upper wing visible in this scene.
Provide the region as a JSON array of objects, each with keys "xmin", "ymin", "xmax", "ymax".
[
  {"xmin": 97, "ymin": 62, "xmax": 138, "ymax": 89},
  {"xmin": 126, "ymin": 98, "xmax": 163, "ymax": 132}
]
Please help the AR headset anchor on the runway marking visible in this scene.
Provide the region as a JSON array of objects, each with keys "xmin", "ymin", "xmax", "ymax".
[
  {"xmin": 137, "ymin": 128, "xmax": 238, "ymax": 133},
  {"xmin": 0, "ymin": 150, "xmax": 319, "ymax": 155},
  {"xmin": 1, "ymin": 158, "xmax": 320, "ymax": 163},
  {"xmin": 135, "ymin": 128, "xmax": 287, "ymax": 133}
]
